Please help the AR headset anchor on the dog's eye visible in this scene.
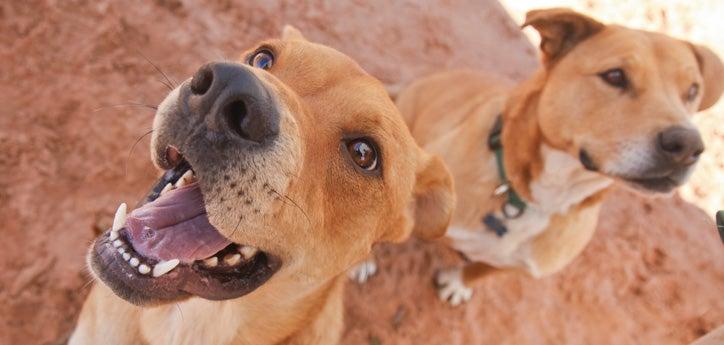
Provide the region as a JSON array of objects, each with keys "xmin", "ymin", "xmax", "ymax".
[
  {"xmin": 249, "ymin": 50, "xmax": 274, "ymax": 70},
  {"xmin": 686, "ymin": 83, "xmax": 699, "ymax": 102},
  {"xmin": 346, "ymin": 138, "xmax": 378, "ymax": 171},
  {"xmin": 599, "ymin": 68, "xmax": 628, "ymax": 89}
]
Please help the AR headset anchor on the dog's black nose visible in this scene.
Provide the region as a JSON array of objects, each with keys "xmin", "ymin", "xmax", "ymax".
[
  {"xmin": 656, "ymin": 126, "xmax": 704, "ymax": 166},
  {"xmin": 188, "ymin": 62, "xmax": 278, "ymax": 144}
]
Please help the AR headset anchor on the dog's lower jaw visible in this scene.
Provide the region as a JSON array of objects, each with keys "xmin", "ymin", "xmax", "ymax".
[{"xmin": 72, "ymin": 274, "xmax": 347, "ymax": 345}]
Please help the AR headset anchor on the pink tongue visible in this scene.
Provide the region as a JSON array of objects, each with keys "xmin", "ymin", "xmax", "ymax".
[{"xmin": 125, "ymin": 183, "xmax": 231, "ymax": 263}]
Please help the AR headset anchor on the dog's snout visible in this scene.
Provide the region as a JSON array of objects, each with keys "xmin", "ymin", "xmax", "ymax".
[
  {"xmin": 656, "ymin": 126, "xmax": 704, "ymax": 165},
  {"xmin": 188, "ymin": 62, "xmax": 279, "ymax": 144}
]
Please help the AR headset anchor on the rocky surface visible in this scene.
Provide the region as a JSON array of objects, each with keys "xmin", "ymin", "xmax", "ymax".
[{"xmin": 0, "ymin": 1, "xmax": 721, "ymax": 344}]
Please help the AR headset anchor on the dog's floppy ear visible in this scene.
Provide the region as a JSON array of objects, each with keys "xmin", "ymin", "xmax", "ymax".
[
  {"xmin": 688, "ymin": 43, "xmax": 724, "ymax": 110},
  {"xmin": 523, "ymin": 8, "xmax": 604, "ymax": 66},
  {"xmin": 282, "ymin": 25, "xmax": 307, "ymax": 41},
  {"xmin": 500, "ymin": 74, "xmax": 546, "ymax": 200},
  {"xmin": 407, "ymin": 153, "xmax": 455, "ymax": 241}
]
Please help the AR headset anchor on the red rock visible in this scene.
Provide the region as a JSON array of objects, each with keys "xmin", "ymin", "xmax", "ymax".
[{"xmin": 0, "ymin": 1, "xmax": 720, "ymax": 344}]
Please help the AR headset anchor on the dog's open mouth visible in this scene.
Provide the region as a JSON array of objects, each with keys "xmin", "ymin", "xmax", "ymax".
[{"xmin": 89, "ymin": 159, "xmax": 281, "ymax": 305}]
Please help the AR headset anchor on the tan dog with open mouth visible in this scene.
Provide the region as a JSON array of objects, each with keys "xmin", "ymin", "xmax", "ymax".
[
  {"xmin": 395, "ymin": 8, "xmax": 724, "ymax": 305},
  {"xmin": 70, "ymin": 26, "xmax": 453, "ymax": 345}
]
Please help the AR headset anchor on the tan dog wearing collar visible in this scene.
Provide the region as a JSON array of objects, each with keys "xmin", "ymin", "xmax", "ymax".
[
  {"xmin": 70, "ymin": 26, "xmax": 453, "ymax": 344},
  {"xmin": 396, "ymin": 8, "xmax": 724, "ymax": 305}
]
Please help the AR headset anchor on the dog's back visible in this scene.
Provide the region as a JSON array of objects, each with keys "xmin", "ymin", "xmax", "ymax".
[{"xmin": 397, "ymin": 69, "xmax": 514, "ymax": 147}]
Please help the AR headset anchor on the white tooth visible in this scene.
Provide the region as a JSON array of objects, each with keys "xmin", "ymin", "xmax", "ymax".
[
  {"xmin": 112, "ymin": 203, "xmax": 127, "ymax": 231},
  {"xmin": 152, "ymin": 259, "xmax": 180, "ymax": 277},
  {"xmin": 117, "ymin": 247, "xmax": 126, "ymax": 254},
  {"xmin": 129, "ymin": 257, "xmax": 140, "ymax": 267},
  {"xmin": 239, "ymin": 246, "xmax": 258, "ymax": 259},
  {"xmin": 224, "ymin": 253, "xmax": 241, "ymax": 266},
  {"xmin": 112, "ymin": 240, "xmax": 122, "ymax": 248},
  {"xmin": 203, "ymin": 257, "xmax": 218, "ymax": 267},
  {"xmin": 175, "ymin": 170, "xmax": 194, "ymax": 188},
  {"xmin": 123, "ymin": 253, "xmax": 131, "ymax": 261},
  {"xmin": 138, "ymin": 264, "xmax": 151, "ymax": 274},
  {"xmin": 160, "ymin": 183, "xmax": 174, "ymax": 195},
  {"xmin": 109, "ymin": 231, "xmax": 119, "ymax": 241}
]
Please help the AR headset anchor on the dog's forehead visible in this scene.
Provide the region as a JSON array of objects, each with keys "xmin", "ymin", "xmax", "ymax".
[
  {"xmin": 247, "ymin": 38, "xmax": 408, "ymax": 140},
  {"xmin": 255, "ymin": 39, "xmax": 375, "ymax": 96},
  {"xmin": 583, "ymin": 26, "xmax": 699, "ymax": 72}
]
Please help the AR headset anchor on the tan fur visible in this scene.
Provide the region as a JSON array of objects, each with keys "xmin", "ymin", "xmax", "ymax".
[
  {"xmin": 398, "ymin": 8, "xmax": 724, "ymax": 300},
  {"xmin": 528, "ymin": 192, "xmax": 606, "ymax": 276},
  {"xmin": 72, "ymin": 26, "xmax": 454, "ymax": 344}
]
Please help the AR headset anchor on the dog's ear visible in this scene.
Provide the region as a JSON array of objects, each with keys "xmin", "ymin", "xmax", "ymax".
[
  {"xmin": 688, "ymin": 43, "xmax": 724, "ymax": 110},
  {"xmin": 500, "ymin": 75, "xmax": 546, "ymax": 200},
  {"xmin": 523, "ymin": 8, "xmax": 604, "ymax": 66},
  {"xmin": 407, "ymin": 153, "xmax": 455, "ymax": 241},
  {"xmin": 282, "ymin": 25, "xmax": 307, "ymax": 41}
]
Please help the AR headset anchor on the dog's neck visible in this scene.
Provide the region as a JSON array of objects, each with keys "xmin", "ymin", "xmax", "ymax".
[
  {"xmin": 500, "ymin": 70, "xmax": 612, "ymax": 211},
  {"xmin": 528, "ymin": 144, "xmax": 612, "ymax": 214},
  {"xmin": 136, "ymin": 275, "xmax": 344, "ymax": 345}
]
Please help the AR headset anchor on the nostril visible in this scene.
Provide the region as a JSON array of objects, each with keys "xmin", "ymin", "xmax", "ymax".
[
  {"xmin": 190, "ymin": 65, "xmax": 213, "ymax": 95},
  {"xmin": 662, "ymin": 141, "xmax": 683, "ymax": 154},
  {"xmin": 657, "ymin": 127, "xmax": 704, "ymax": 164},
  {"xmin": 693, "ymin": 147, "xmax": 704, "ymax": 158},
  {"xmin": 223, "ymin": 100, "xmax": 250, "ymax": 140},
  {"xmin": 658, "ymin": 132, "xmax": 679, "ymax": 154}
]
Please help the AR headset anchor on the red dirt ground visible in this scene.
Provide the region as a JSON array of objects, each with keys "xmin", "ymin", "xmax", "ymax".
[{"xmin": 1, "ymin": 1, "xmax": 721, "ymax": 344}]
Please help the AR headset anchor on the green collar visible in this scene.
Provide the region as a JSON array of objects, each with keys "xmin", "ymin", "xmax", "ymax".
[{"xmin": 487, "ymin": 115, "xmax": 527, "ymax": 219}]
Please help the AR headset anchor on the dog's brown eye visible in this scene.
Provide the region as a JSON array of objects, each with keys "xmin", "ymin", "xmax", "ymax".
[
  {"xmin": 346, "ymin": 139, "xmax": 378, "ymax": 171},
  {"xmin": 686, "ymin": 83, "xmax": 699, "ymax": 102},
  {"xmin": 599, "ymin": 68, "xmax": 628, "ymax": 89},
  {"xmin": 250, "ymin": 50, "xmax": 274, "ymax": 70}
]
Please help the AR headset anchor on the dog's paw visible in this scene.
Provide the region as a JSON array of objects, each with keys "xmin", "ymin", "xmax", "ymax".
[
  {"xmin": 435, "ymin": 267, "xmax": 473, "ymax": 306},
  {"xmin": 347, "ymin": 259, "xmax": 377, "ymax": 284}
]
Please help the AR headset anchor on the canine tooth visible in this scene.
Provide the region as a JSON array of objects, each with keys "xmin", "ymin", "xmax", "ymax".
[
  {"xmin": 152, "ymin": 259, "xmax": 180, "ymax": 277},
  {"xmin": 138, "ymin": 264, "xmax": 151, "ymax": 274},
  {"xmin": 109, "ymin": 231, "xmax": 119, "ymax": 240},
  {"xmin": 176, "ymin": 170, "xmax": 194, "ymax": 187},
  {"xmin": 161, "ymin": 183, "xmax": 173, "ymax": 195},
  {"xmin": 239, "ymin": 246, "xmax": 258, "ymax": 259},
  {"xmin": 112, "ymin": 203, "xmax": 127, "ymax": 231},
  {"xmin": 123, "ymin": 253, "xmax": 131, "ymax": 261},
  {"xmin": 112, "ymin": 240, "xmax": 122, "ymax": 248},
  {"xmin": 203, "ymin": 257, "xmax": 218, "ymax": 267},
  {"xmin": 129, "ymin": 257, "xmax": 140, "ymax": 267},
  {"xmin": 224, "ymin": 253, "xmax": 241, "ymax": 266},
  {"xmin": 117, "ymin": 247, "xmax": 126, "ymax": 254}
]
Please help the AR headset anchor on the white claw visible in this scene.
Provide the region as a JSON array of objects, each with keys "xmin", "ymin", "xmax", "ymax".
[
  {"xmin": 122, "ymin": 253, "xmax": 131, "ymax": 261},
  {"xmin": 203, "ymin": 257, "xmax": 218, "ymax": 267},
  {"xmin": 112, "ymin": 203, "xmax": 127, "ymax": 232},
  {"xmin": 224, "ymin": 253, "xmax": 241, "ymax": 266},
  {"xmin": 112, "ymin": 240, "xmax": 122, "ymax": 248},
  {"xmin": 175, "ymin": 170, "xmax": 194, "ymax": 188},
  {"xmin": 109, "ymin": 231, "xmax": 119, "ymax": 241},
  {"xmin": 152, "ymin": 259, "xmax": 180, "ymax": 277},
  {"xmin": 160, "ymin": 183, "xmax": 174, "ymax": 195},
  {"xmin": 138, "ymin": 264, "xmax": 151, "ymax": 275},
  {"xmin": 238, "ymin": 246, "xmax": 258, "ymax": 259},
  {"xmin": 129, "ymin": 257, "xmax": 140, "ymax": 267}
]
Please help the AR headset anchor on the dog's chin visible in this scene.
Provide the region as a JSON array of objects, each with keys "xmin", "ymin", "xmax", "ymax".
[
  {"xmin": 621, "ymin": 175, "xmax": 680, "ymax": 194},
  {"xmin": 616, "ymin": 167, "xmax": 693, "ymax": 195},
  {"xmin": 88, "ymin": 159, "xmax": 282, "ymax": 306}
]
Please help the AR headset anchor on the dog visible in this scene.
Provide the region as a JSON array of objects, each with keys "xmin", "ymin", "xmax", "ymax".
[
  {"xmin": 395, "ymin": 8, "xmax": 723, "ymax": 305},
  {"xmin": 70, "ymin": 26, "xmax": 454, "ymax": 344}
]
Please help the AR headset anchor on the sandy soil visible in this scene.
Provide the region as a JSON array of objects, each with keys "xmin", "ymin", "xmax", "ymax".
[{"xmin": 0, "ymin": 1, "xmax": 721, "ymax": 344}]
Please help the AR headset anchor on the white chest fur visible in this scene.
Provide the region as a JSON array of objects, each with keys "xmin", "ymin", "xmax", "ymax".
[{"xmin": 446, "ymin": 145, "xmax": 612, "ymax": 274}]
